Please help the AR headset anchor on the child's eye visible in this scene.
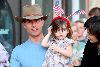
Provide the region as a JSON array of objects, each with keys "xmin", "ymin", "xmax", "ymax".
[
  {"xmin": 57, "ymin": 29, "xmax": 60, "ymax": 31},
  {"xmin": 57, "ymin": 30, "xmax": 60, "ymax": 32},
  {"xmin": 63, "ymin": 28, "xmax": 67, "ymax": 31}
]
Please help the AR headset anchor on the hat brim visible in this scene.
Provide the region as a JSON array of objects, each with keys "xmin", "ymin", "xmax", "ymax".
[{"xmin": 15, "ymin": 15, "xmax": 48, "ymax": 23}]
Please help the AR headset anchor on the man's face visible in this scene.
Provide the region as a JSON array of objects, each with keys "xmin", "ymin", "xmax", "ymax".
[
  {"xmin": 23, "ymin": 19, "xmax": 44, "ymax": 37},
  {"xmin": 76, "ymin": 22, "xmax": 85, "ymax": 37}
]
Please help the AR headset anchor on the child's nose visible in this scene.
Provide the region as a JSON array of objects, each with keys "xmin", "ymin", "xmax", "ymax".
[{"xmin": 59, "ymin": 30, "xmax": 63, "ymax": 33}]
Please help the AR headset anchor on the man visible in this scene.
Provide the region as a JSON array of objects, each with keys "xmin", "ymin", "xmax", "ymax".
[
  {"xmin": 10, "ymin": 4, "xmax": 48, "ymax": 67},
  {"xmin": 72, "ymin": 20, "xmax": 87, "ymax": 67}
]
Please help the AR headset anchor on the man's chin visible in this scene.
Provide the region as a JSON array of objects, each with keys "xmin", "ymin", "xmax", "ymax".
[{"xmin": 31, "ymin": 33, "xmax": 42, "ymax": 37}]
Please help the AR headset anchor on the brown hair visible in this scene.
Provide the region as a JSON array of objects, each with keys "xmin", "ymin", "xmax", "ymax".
[
  {"xmin": 88, "ymin": 7, "xmax": 100, "ymax": 17},
  {"xmin": 50, "ymin": 16, "xmax": 72, "ymax": 39}
]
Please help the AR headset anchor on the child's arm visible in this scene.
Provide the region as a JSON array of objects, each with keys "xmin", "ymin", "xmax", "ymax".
[
  {"xmin": 50, "ymin": 44, "xmax": 72, "ymax": 57},
  {"xmin": 41, "ymin": 26, "xmax": 52, "ymax": 47},
  {"xmin": 41, "ymin": 33, "xmax": 51, "ymax": 47}
]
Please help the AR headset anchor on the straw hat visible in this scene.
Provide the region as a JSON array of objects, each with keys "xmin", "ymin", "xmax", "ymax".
[{"xmin": 15, "ymin": 4, "xmax": 48, "ymax": 22}]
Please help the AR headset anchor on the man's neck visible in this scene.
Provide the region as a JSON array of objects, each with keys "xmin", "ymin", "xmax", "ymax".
[{"xmin": 29, "ymin": 33, "xmax": 44, "ymax": 42}]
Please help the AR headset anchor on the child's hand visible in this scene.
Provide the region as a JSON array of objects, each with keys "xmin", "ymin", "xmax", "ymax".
[
  {"xmin": 49, "ymin": 44, "xmax": 60, "ymax": 52},
  {"xmin": 48, "ymin": 26, "xmax": 52, "ymax": 34}
]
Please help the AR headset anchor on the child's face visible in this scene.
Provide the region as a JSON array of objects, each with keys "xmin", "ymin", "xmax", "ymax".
[
  {"xmin": 54, "ymin": 25, "xmax": 68, "ymax": 40},
  {"xmin": 87, "ymin": 29, "xmax": 98, "ymax": 43}
]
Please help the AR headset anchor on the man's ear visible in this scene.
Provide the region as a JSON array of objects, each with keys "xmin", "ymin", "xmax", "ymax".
[
  {"xmin": 22, "ymin": 23, "xmax": 26, "ymax": 28},
  {"xmin": 24, "ymin": 26, "xmax": 26, "ymax": 28}
]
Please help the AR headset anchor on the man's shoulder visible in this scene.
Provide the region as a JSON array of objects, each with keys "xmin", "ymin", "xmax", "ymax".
[
  {"xmin": 12, "ymin": 40, "xmax": 28, "ymax": 53},
  {"xmin": 12, "ymin": 45, "xmax": 23, "ymax": 54}
]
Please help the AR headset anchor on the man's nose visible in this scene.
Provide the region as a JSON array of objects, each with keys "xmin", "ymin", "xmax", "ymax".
[{"xmin": 32, "ymin": 21, "xmax": 37, "ymax": 26}]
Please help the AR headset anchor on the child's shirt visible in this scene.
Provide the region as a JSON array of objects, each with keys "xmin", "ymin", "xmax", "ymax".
[{"xmin": 42, "ymin": 37, "xmax": 73, "ymax": 67}]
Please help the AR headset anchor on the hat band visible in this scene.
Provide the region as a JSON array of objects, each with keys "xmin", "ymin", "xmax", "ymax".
[
  {"xmin": 23, "ymin": 15, "xmax": 43, "ymax": 20},
  {"xmin": 23, "ymin": 14, "xmax": 43, "ymax": 17}
]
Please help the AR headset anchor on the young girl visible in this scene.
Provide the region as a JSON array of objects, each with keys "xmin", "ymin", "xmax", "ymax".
[{"xmin": 42, "ymin": 16, "xmax": 74, "ymax": 67}]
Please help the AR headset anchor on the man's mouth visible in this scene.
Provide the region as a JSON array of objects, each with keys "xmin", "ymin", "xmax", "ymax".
[{"xmin": 32, "ymin": 28, "xmax": 37, "ymax": 31}]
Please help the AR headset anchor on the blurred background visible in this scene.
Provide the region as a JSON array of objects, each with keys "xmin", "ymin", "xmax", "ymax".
[{"xmin": 0, "ymin": 0, "xmax": 100, "ymax": 49}]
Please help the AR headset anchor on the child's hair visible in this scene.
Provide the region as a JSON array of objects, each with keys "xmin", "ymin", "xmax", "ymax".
[
  {"xmin": 50, "ymin": 16, "xmax": 72, "ymax": 39},
  {"xmin": 84, "ymin": 16, "xmax": 100, "ymax": 42}
]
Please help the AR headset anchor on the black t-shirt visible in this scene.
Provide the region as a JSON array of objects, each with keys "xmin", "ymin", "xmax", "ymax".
[{"xmin": 80, "ymin": 40, "xmax": 100, "ymax": 67}]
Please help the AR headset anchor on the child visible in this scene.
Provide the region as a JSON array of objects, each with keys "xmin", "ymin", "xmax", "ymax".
[
  {"xmin": 42, "ymin": 16, "xmax": 74, "ymax": 67},
  {"xmin": 0, "ymin": 42, "xmax": 9, "ymax": 67},
  {"xmin": 80, "ymin": 16, "xmax": 100, "ymax": 67}
]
